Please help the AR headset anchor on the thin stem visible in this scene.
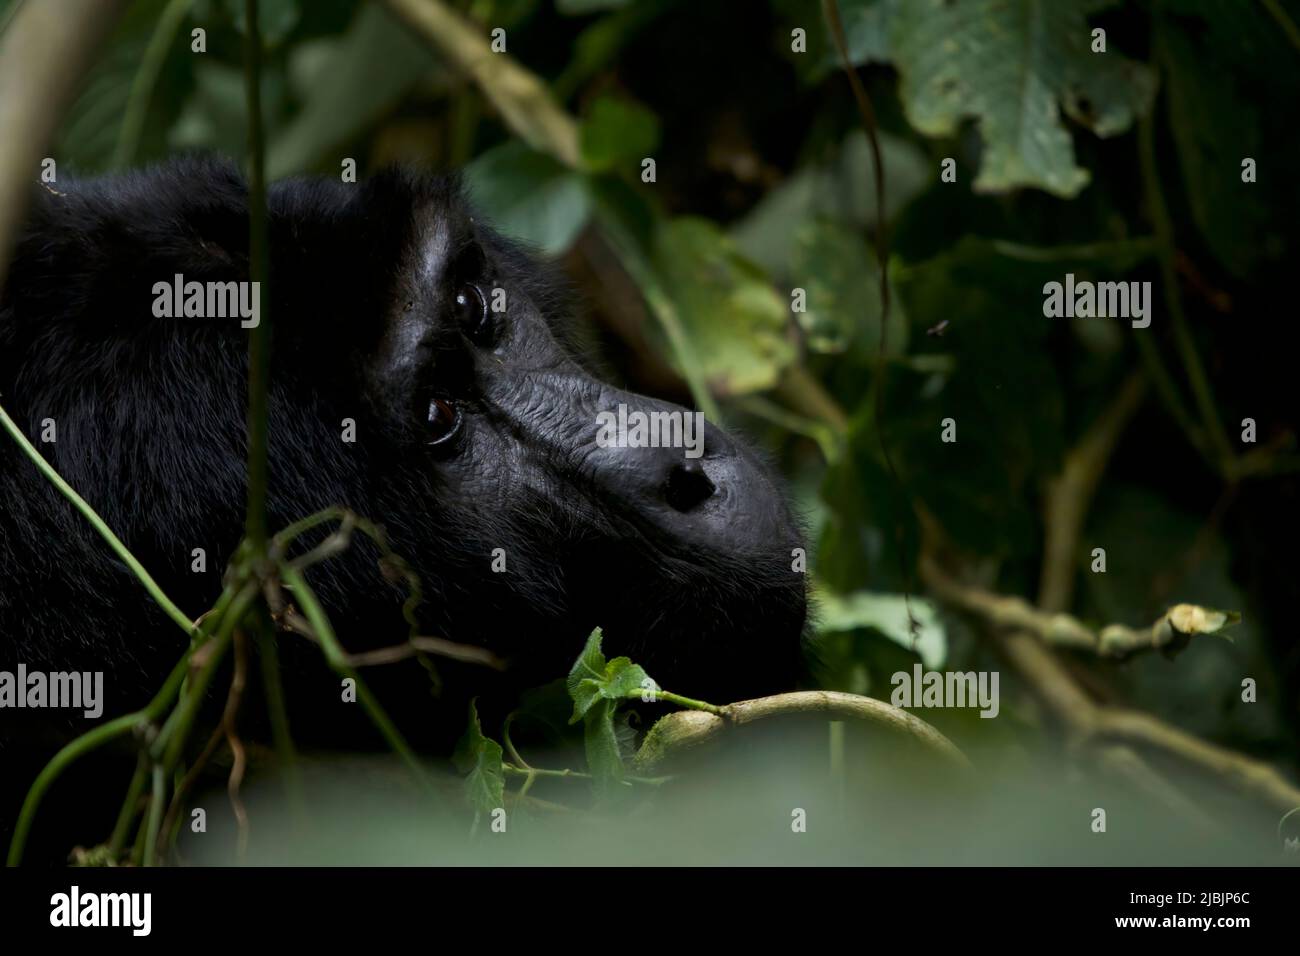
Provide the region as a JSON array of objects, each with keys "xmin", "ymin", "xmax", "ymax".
[
  {"xmin": 280, "ymin": 564, "xmax": 435, "ymax": 794},
  {"xmin": 501, "ymin": 712, "xmax": 531, "ymax": 769},
  {"xmin": 1132, "ymin": 324, "xmax": 1206, "ymax": 456},
  {"xmin": 7, "ymin": 639, "xmax": 198, "ymax": 866},
  {"xmin": 253, "ymin": 613, "xmax": 303, "ymax": 813},
  {"xmin": 1261, "ymin": 0, "xmax": 1300, "ymax": 54},
  {"xmin": 271, "ymin": 506, "xmax": 348, "ymax": 552},
  {"xmin": 1137, "ymin": 110, "xmax": 1233, "ymax": 469},
  {"xmin": 735, "ymin": 395, "xmax": 838, "ymax": 460},
  {"xmin": 775, "ymin": 363, "xmax": 850, "ymax": 435},
  {"xmin": 142, "ymin": 763, "xmax": 166, "ymax": 867},
  {"xmin": 111, "ymin": 0, "xmax": 191, "ymax": 168},
  {"xmin": 505, "ymin": 765, "xmax": 586, "ymax": 779},
  {"xmin": 0, "ymin": 403, "xmax": 197, "ymax": 638},
  {"xmin": 153, "ymin": 585, "xmax": 258, "ymax": 771},
  {"xmin": 503, "ymin": 765, "xmax": 669, "ymax": 785},
  {"xmin": 828, "ymin": 720, "xmax": 846, "ymax": 818},
  {"xmin": 130, "ymin": 798, "xmax": 150, "ymax": 866},
  {"xmin": 653, "ymin": 690, "xmax": 726, "ymax": 716},
  {"xmin": 823, "ymin": 0, "xmax": 920, "ymax": 642},
  {"xmin": 182, "ymin": 581, "xmax": 239, "ymax": 702},
  {"xmin": 6, "ymin": 714, "xmax": 138, "ymax": 866},
  {"xmin": 244, "ymin": 0, "xmax": 271, "ymax": 547},
  {"xmin": 516, "ymin": 769, "xmax": 539, "ymax": 803},
  {"xmin": 108, "ymin": 753, "xmax": 150, "ymax": 858}
]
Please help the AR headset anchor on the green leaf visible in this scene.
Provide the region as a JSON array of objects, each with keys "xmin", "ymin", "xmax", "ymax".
[
  {"xmin": 566, "ymin": 627, "xmax": 608, "ymax": 722},
  {"xmin": 58, "ymin": 0, "xmax": 198, "ymax": 172},
  {"xmin": 170, "ymin": 61, "xmax": 284, "ymax": 157},
  {"xmin": 566, "ymin": 627, "xmax": 652, "ymax": 722},
  {"xmin": 465, "ymin": 142, "xmax": 593, "ymax": 255},
  {"xmin": 733, "ymin": 130, "xmax": 930, "ymax": 276},
  {"xmin": 602, "ymin": 657, "xmax": 652, "ymax": 700},
  {"xmin": 582, "ymin": 699, "xmax": 627, "ymax": 800},
  {"xmin": 814, "ymin": 588, "xmax": 946, "ymax": 669},
  {"xmin": 651, "ymin": 217, "xmax": 795, "ymax": 395},
  {"xmin": 817, "ymin": 0, "xmax": 894, "ymax": 73},
  {"xmin": 564, "ymin": 629, "xmax": 644, "ymax": 800},
  {"xmin": 887, "ymin": 0, "xmax": 1156, "ymax": 196},
  {"xmin": 579, "ymin": 95, "xmax": 660, "ymax": 173},
  {"xmin": 790, "ymin": 220, "xmax": 906, "ymax": 356},
  {"xmin": 452, "ymin": 699, "xmax": 505, "ymax": 820},
  {"xmin": 591, "ymin": 187, "xmax": 721, "ymax": 420},
  {"xmin": 268, "ymin": 4, "xmax": 439, "ymax": 178}
]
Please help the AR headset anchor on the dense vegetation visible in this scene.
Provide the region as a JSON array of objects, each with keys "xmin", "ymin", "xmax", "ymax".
[{"xmin": 2, "ymin": 0, "xmax": 1298, "ymax": 864}]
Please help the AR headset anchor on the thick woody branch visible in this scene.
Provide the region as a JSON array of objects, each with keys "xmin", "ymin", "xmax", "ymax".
[
  {"xmin": 920, "ymin": 556, "xmax": 1300, "ymax": 818},
  {"xmin": 380, "ymin": 0, "xmax": 581, "ymax": 168},
  {"xmin": 1094, "ymin": 708, "xmax": 1300, "ymax": 817},
  {"xmin": 0, "ymin": 0, "xmax": 126, "ymax": 291},
  {"xmin": 633, "ymin": 690, "xmax": 972, "ymax": 774},
  {"xmin": 925, "ymin": 555, "xmax": 1235, "ymax": 661}
]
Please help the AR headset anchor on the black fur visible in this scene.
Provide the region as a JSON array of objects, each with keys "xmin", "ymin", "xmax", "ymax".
[{"xmin": 0, "ymin": 156, "xmax": 807, "ymax": 774}]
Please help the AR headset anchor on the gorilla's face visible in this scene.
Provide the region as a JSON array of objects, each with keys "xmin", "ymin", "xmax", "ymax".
[
  {"xmin": 0, "ymin": 159, "xmax": 807, "ymax": 713},
  {"xmin": 344, "ymin": 181, "xmax": 808, "ymax": 703}
]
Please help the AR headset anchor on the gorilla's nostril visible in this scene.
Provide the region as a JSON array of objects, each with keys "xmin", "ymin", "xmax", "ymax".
[{"xmin": 664, "ymin": 460, "xmax": 716, "ymax": 512}]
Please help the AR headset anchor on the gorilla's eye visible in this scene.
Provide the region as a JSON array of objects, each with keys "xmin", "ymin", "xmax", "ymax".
[
  {"xmin": 426, "ymin": 397, "xmax": 461, "ymax": 446},
  {"xmin": 453, "ymin": 283, "xmax": 491, "ymax": 343}
]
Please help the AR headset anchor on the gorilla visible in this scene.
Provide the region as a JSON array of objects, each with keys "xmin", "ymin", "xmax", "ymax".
[{"xmin": 0, "ymin": 157, "xmax": 807, "ymax": 772}]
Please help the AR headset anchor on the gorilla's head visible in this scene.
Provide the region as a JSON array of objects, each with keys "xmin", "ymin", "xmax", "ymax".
[
  {"xmin": 326, "ymin": 169, "xmax": 809, "ymax": 703},
  {"xmin": 0, "ymin": 158, "xmax": 808, "ymax": 723}
]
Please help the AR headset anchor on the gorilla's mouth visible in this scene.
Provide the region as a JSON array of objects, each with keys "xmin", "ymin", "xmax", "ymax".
[
  {"xmin": 502, "ymin": 416, "xmax": 811, "ymax": 702},
  {"xmin": 566, "ymin": 538, "xmax": 810, "ymax": 703}
]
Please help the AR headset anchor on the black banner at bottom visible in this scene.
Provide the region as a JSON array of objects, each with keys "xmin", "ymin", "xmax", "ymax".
[{"xmin": 0, "ymin": 865, "xmax": 1290, "ymax": 942}]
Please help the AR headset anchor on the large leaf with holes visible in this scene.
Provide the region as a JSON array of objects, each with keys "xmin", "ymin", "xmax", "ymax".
[{"xmin": 887, "ymin": 0, "xmax": 1155, "ymax": 196}]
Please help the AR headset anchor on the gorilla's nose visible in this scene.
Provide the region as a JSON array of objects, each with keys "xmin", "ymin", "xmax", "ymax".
[
  {"xmin": 580, "ymin": 396, "xmax": 796, "ymax": 557},
  {"xmin": 664, "ymin": 459, "xmax": 716, "ymax": 512}
]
